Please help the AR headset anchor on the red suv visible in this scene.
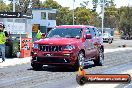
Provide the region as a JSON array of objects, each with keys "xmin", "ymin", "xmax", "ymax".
[{"xmin": 31, "ymin": 25, "xmax": 104, "ymax": 70}]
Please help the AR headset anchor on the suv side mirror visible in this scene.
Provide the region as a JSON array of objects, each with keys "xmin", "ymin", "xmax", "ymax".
[
  {"xmin": 86, "ymin": 34, "xmax": 92, "ymax": 39},
  {"xmin": 42, "ymin": 33, "xmax": 46, "ymax": 38}
]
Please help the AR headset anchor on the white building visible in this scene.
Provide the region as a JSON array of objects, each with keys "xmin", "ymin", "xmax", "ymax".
[
  {"xmin": 31, "ymin": 8, "xmax": 57, "ymax": 34},
  {"xmin": 0, "ymin": 8, "xmax": 57, "ymax": 40},
  {"xmin": 0, "ymin": 12, "xmax": 32, "ymax": 38}
]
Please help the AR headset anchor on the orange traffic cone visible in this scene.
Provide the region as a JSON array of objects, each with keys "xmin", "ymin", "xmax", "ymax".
[
  {"xmin": 76, "ymin": 66, "xmax": 86, "ymax": 85},
  {"xmin": 78, "ymin": 66, "xmax": 86, "ymax": 76}
]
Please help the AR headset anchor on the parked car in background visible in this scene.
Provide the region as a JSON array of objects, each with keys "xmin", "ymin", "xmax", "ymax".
[
  {"xmin": 31, "ymin": 25, "xmax": 104, "ymax": 70},
  {"xmin": 103, "ymin": 33, "xmax": 113, "ymax": 43},
  {"xmin": 121, "ymin": 34, "xmax": 132, "ymax": 40}
]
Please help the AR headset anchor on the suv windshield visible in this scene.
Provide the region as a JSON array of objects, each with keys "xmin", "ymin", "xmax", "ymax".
[
  {"xmin": 46, "ymin": 28, "xmax": 82, "ymax": 38},
  {"xmin": 103, "ymin": 33, "xmax": 109, "ymax": 36},
  {"xmin": 103, "ymin": 33, "xmax": 111, "ymax": 37}
]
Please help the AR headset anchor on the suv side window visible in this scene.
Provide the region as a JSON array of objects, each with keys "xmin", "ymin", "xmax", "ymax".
[
  {"xmin": 85, "ymin": 28, "xmax": 90, "ymax": 34},
  {"xmin": 94, "ymin": 28, "xmax": 99, "ymax": 37},
  {"xmin": 84, "ymin": 28, "xmax": 90, "ymax": 39},
  {"xmin": 89, "ymin": 28, "xmax": 96, "ymax": 38}
]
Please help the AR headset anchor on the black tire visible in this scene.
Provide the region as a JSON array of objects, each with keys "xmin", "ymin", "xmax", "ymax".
[
  {"xmin": 108, "ymin": 39, "xmax": 112, "ymax": 44},
  {"xmin": 31, "ymin": 63, "xmax": 43, "ymax": 70},
  {"xmin": 111, "ymin": 40, "xmax": 113, "ymax": 43},
  {"xmin": 109, "ymin": 40, "xmax": 113, "ymax": 44},
  {"xmin": 76, "ymin": 75, "xmax": 86, "ymax": 85},
  {"xmin": 73, "ymin": 51, "xmax": 85, "ymax": 71},
  {"xmin": 94, "ymin": 48, "xmax": 104, "ymax": 66},
  {"xmin": 72, "ymin": 59, "xmax": 79, "ymax": 71}
]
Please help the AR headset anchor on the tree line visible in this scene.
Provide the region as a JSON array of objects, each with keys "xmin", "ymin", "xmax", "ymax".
[{"xmin": 0, "ymin": 0, "xmax": 132, "ymax": 37}]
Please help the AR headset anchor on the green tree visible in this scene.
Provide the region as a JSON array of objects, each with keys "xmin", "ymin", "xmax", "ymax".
[
  {"xmin": 19, "ymin": 0, "xmax": 31, "ymax": 13},
  {"xmin": 118, "ymin": 6, "xmax": 132, "ymax": 38},
  {"xmin": 9, "ymin": 0, "xmax": 31, "ymax": 13},
  {"xmin": 0, "ymin": 0, "xmax": 10, "ymax": 12},
  {"xmin": 90, "ymin": 11, "xmax": 101, "ymax": 27},
  {"xmin": 75, "ymin": 7, "xmax": 95, "ymax": 25},
  {"xmin": 56, "ymin": 7, "xmax": 72, "ymax": 25},
  {"xmin": 42, "ymin": 0, "xmax": 61, "ymax": 9},
  {"xmin": 75, "ymin": 7, "xmax": 89, "ymax": 25},
  {"xmin": 104, "ymin": 6, "xmax": 119, "ymax": 28},
  {"xmin": 79, "ymin": 1, "xmax": 101, "ymax": 27},
  {"xmin": 32, "ymin": 0, "xmax": 42, "ymax": 8}
]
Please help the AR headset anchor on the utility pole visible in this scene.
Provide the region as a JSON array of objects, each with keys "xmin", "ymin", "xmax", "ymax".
[
  {"xmin": 101, "ymin": 0, "xmax": 105, "ymax": 35},
  {"xmin": 72, "ymin": 0, "xmax": 75, "ymax": 25},
  {"xmin": 13, "ymin": 0, "xmax": 16, "ymax": 12},
  {"xmin": 12, "ymin": 0, "xmax": 16, "ymax": 34}
]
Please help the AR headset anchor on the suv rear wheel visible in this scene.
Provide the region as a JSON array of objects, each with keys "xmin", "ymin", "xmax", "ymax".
[
  {"xmin": 108, "ymin": 39, "xmax": 112, "ymax": 44},
  {"xmin": 94, "ymin": 48, "xmax": 104, "ymax": 66},
  {"xmin": 73, "ymin": 51, "xmax": 85, "ymax": 71}
]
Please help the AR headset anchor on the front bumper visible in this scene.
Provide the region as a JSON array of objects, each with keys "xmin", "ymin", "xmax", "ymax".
[{"xmin": 31, "ymin": 51, "xmax": 77, "ymax": 66}]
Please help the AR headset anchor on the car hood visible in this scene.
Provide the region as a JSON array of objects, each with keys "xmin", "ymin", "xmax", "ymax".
[{"xmin": 34, "ymin": 38, "xmax": 82, "ymax": 45}]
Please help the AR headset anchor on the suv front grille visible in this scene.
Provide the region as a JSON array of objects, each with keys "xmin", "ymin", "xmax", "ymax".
[{"xmin": 39, "ymin": 45, "xmax": 63, "ymax": 52}]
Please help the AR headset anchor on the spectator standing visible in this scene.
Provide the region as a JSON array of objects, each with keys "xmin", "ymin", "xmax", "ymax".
[
  {"xmin": 36, "ymin": 30, "xmax": 42, "ymax": 40},
  {"xmin": 0, "ymin": 23, "xmax": 6, "ymax": 62}
]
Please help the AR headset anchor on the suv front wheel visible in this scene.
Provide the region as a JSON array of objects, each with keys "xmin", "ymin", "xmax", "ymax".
[
  {"xmin": 73, "ymin": 51, "xmax": 85, "ymax": 71},
  {"xmin": 31, "ymin": 63, "xmax": 43, "ymax": 70}
]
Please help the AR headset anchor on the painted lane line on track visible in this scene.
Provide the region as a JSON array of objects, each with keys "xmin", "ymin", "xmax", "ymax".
[{"xmin": 104, "ymin": 47, "xmax": 132, "ymax": 54}]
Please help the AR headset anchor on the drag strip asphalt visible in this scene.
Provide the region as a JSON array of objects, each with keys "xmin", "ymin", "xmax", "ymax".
[{"xmin": 0, "ymin": 48, "xmax": 132, "ymax": 88}]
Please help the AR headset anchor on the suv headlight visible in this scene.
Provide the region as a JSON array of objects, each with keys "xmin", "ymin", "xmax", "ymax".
[
  {"xmin": 33, "ymin": 44, "xmax": 39, "ymax": 49},
  {"xmin": 64, "ymin": 45, "xmax": 75, "ymax": 50}
]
